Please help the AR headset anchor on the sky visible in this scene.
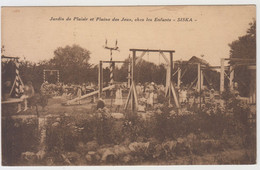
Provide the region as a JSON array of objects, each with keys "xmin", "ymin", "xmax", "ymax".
[{"xmin": 1, "ymin": 6, "xmax": 256, "ymax": 66}]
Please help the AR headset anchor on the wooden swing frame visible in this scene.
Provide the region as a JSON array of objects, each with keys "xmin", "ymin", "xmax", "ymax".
[{"xmin": 124, "ymin": 49, "xmax": 180, "ymax": 112}]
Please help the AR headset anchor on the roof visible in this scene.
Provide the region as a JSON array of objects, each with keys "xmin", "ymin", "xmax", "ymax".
[
  {"xmin": 188, "ymin": 56, "xmax": 210, "ymax": 66},
  {"xmin": 175, "ymin": 56, "xmax": 210, "ymax": 66}
]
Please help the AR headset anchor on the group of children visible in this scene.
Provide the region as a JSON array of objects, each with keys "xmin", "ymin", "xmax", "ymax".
[
  {"xmin": 64, "ymin": 81, "xmax": 225, "ymax": 112},
  {"xmin": 135, "ymin": 82, "xmax": 164, "ymax": 111},
  {"xmin": 177, "ymin": 84, "xmax": 219, "ymax": 108}
]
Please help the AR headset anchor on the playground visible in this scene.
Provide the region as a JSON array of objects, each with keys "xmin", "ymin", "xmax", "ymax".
[
  {"xmin": 1, "ymin": 5, "xmax": 257, "ymax": 166},
  {"xmin": 1, "ymin": 45, "xmax": 256, "ymax": 166}
]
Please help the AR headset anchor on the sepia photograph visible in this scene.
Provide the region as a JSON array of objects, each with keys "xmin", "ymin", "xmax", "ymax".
[{"xmin": 1, "ymin": 5, "xmax": 257, "ymax": 166}]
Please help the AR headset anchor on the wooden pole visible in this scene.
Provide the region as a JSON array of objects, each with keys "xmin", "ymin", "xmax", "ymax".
[
  {"xmin": 128, "ymin": 55, "xmax": 131, "ymax": 88},
  {"xmin": 98, "ymin": 61, "xmax": 103, "ymax": 98},
  {"xmin": 201, "ymin": 70, "xmax": 203, "ymax": 90},
  {"xmin": 177, "ymin": 68, "xmax": 181, "ymax": 88},
  {"xmin": 171, "ymin": 83, "xmax": 180, "ymax": 108},
  {"xmin": 130, "ymin": 49, "xmax": 175, "ymax": 53},
  {"xmin": 131, "ymin": 50, "xmax": 136, "ymax": 111},
  {"xmin": 229, "ymin": 65, "xmax": 234, "ymax": 91},
  {"xmin": 102, "ymin": 60, "xmax": 130, "ymax": 63},
  {"xmin": 220, "ymin": 58, "xmax": 225, "ymax": 93},
  {"xmin": 197, "ymin": 63, "xmax": 201, "ymax": 92},
  {"xmin": 67, "ymin": 85, "xmax": 115, "ymax": 105},
  {"xmin": 124, "ymin": 85, "xmax": 132, "ymax": 110},
  {"xmin": 169, "ymin": 52, "xmax": 173, "ymax": 105},
  {"xmin": 198, "ymin": 63, "xmax": 201, "ymax": 109},
  {"xmin": 165, "ymin": 67, "xmax": 169, "ymax": 96}
]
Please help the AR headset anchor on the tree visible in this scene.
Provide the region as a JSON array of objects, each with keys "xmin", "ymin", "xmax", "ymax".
[
  {"xmin": 229, "ymin": 20, "xmax": 256, "ymax": 60},
  {"xmin": 115, "ymin": 58, "xmax": 166, "ymax": 84},
  {"xmin": 228, "ymin": 20, "xmax": 256, "ymax": 96},
  {"xmin": 50, "ymin": 44, "xmax": 92, "ymax": 84}
]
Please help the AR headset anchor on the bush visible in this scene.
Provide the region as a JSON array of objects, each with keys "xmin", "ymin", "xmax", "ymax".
[
  {"xmin": 42, "ymin": 93, "xmax": 255, "ymax": 165},
  {"xmin": 2, "ymin": 117, "xmax": 38, "ymax": 165}
]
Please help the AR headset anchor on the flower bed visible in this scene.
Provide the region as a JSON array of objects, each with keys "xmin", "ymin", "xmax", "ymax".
[
  {"xmin": 41, "ymin": 99, "xmax": 255, "ymax": 165},
  {"xmin": 2, "ymin": 94, "xmax": 256, "ymax": 165}
]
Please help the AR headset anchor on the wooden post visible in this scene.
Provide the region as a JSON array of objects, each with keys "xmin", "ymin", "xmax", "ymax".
[
  {"xmin": 220, "ymin": 58, "xmax": 225, "ymax": 93},
  {"xmin": 197, "ymin": 63, "xmax": 202, "ymax": 109},
  {"xmin": 201, "ymin": 70, "xmax": 204, "ymax": 90},
  {"xmin": 177, "ymin": 68, "xmax": 181, "ymax": 88},
  {"xmin": 131, "ymin": 51, "xmax": 136, "ymax": 111},
  {"xmin": 165, "ymin": 66, "xmax": 169, "ymax": 96},
  {"xmin": 197, "ymin": 63, "xmax": 201, "ymax": 92},
  {"xmin": 169, "ymin": 52, "xmax": 173, "ymax": 105},
  {"xmin": 109, "ymin": 61, "xmax": 114, "ymax": 85},
  {"xmin": 229, "ymin": 65, "xmax": 234, "ymax": 91},
  {"xmin": 98, "ymin": 61, "xmax": 103, "ymax": 98},
  {"xmin": 170, "ymin": 83, "xmax": 180, "ymax": 108},
  {"xmin": 128, "ymin": 55, "xmax": 131, "ymax": 88}
]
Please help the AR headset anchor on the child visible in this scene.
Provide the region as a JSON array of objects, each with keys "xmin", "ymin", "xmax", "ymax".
[
  {"xmin": 147, "ymin": 90, "xmax": 154, "ymax": 109},
  {"xmin": 77, "ymin": 86, "xmax": 82, "ymax": 104},
  {"xmin": 114, "ymin": 85, "xmax": 123, "ymax": 112},
  {"xmin": 97, "ymin": 98, "xmax": 105, "ymax": 110}
]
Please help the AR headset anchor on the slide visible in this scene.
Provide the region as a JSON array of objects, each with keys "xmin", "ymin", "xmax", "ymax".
[{"xmin": 64, "ymin": 85, "xmax": 115, "ymax": 105}]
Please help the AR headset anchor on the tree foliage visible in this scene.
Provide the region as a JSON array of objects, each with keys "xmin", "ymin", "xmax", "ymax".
[
  {"xmin": 51, "ymin": 44, "xmax": 91, "ymax": 67},
  {"xmin": 113, "ymin": 58, "xmax": 166, "ymax": 85},
  {"xmin": 228, "ymin": 20, "xmax": 256, "ymax": 96},
  {"xmin": 229, "ymin": 20, "xmax": 256, "ymax": 60},
  {"xmin": 50, "ymin": 44, "xmax": 94, "ymax": 84}
]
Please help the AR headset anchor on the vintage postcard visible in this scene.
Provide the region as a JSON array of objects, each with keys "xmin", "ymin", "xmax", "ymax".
[{"xmin": 1, "ymin": 6, "xmax": 256, "ymax": 166}]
